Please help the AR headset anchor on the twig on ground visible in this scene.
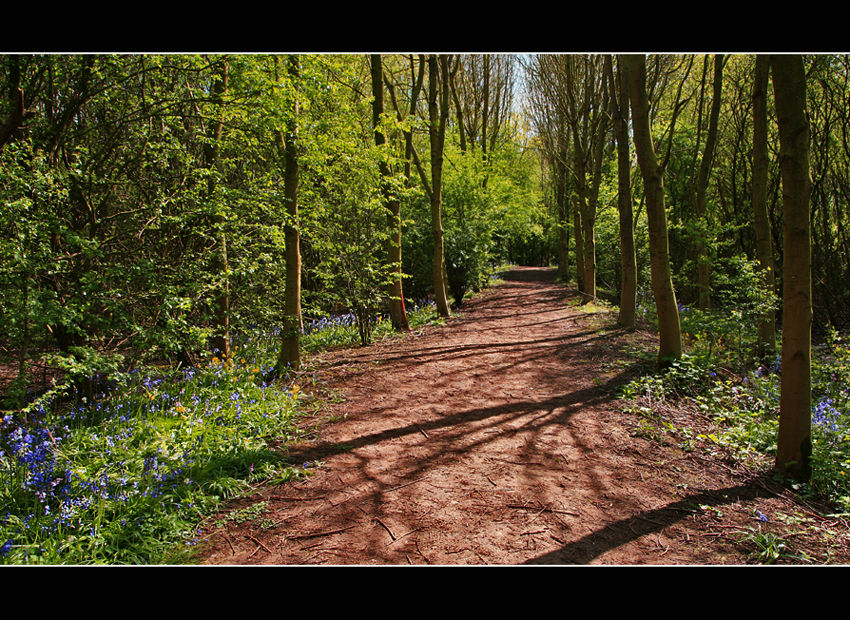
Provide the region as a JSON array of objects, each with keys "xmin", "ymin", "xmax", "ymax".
[
  {"xmin": 387, "ymin": 476, "xmax": 429, "ymax": 493},
  {"xmin": 286, "ymin": 524, "xmax": 357, "ymax": 540},
  {"xmin": 247, "ymin": 534, "xmax": 272, "ymax": 555},
  {"xmin": 375, "ymin": 517, "xmax": 397, "ymax": 541}
]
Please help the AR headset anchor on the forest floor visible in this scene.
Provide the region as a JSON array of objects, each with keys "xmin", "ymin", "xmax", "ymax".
[{"xmin": 196, "ymin": 266, "xmax": 850, "ymax": 565}]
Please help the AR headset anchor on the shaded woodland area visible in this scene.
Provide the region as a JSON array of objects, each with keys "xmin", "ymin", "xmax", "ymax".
[{"xmin": 2, "ymin": 54, "xmax": 850, "ymax": 563}]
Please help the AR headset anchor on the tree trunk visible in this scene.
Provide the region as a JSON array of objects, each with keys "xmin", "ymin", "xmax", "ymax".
[
  {"xmin": 565, "ymin": 55, "xmax": 609, "ymax": 301},
  {"xmin": 573, "ymin": 189, "xmax": 585, "ymax": 292},
  {"xmin": 692, "ymin": 54, "xmax": 724, "ymax": 312},
  {"xmin": 277, "ymin": 55, "xmax": 302, "ymax": 373},
  {"xmin": 625, "ymin": 54, "xmax": 683, "ymax": 369},
  {"xmin": 556, "ymin": 138, "xmax": 570, "ymax": 280},
  {"xmin": 370, "ymin": 55, "xmax": 410, "ymax": 332},
  {"xmin": 607, "ymin": 55, "xmax": 637, "ymax": 328},
  {"xmin": 449, "ymin": 57, "xmax": 467, "ymax": 153},
  {"xmin": 428, "ymin": 54, "xmax": 451, "ymax": 318},
  {"xmin": 753, "ymin": 55, "xmax": 777, "ymax": 357},
  {"xmin": 204, "ymin": 58, "xmax": 230, "ymax": 360},
  {"xmin": 772, "ymin": 54, "xmax": 813, "ymax": 481},
  {"xmin": 583, "ymin": 95, "xmax": 608, "ymax": 302}
]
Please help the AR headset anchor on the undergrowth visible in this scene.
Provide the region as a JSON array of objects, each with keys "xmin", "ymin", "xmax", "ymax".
[
  {"xmin": 0, "ymin": 301, "xmax": 441, "ymax": 564},
  {"xmin": 621, "ymin": 280, "xmax": 850, "ymax": 519}
]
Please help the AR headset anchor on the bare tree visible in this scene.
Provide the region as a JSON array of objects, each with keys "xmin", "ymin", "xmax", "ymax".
[{"xmin": 524, "ymin": 55, "xmax": 572, "ymax": 280}]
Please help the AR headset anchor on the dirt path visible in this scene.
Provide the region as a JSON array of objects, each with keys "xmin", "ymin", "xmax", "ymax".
[{"xmin": 198, "ymin": 266, "xmax": 850, "ymax": 565}]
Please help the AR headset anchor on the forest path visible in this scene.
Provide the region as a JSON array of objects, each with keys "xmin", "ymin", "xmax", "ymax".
[{"xmin": 198, "ymin": 266, "xmax": 838, "ymax": 565}]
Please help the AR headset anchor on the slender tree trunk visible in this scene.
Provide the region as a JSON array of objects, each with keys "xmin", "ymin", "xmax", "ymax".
[
  {"xmin": 567, "ymin": 67, "xmax": 592, "ymax": 297},
  {"xmin": 428, "ymin": 54, "xmax": 451, "ymax": 317},
  {"xmin": 692, "ymin": 54, "xmax": 724, "ymax": 311},
  {"xmin": 772, "ymin": 54, "xmax": 813, "ymax": 481},
  {"xmin": 556, "ymin": 137, "xmax": 570, "ymax": 280},
  {"xmin": 449, "ymin": 57, "xmax": 467, "ymax": 153},
  {"xmin": 583, "ymin": 102, "xmax": 607, "ymax": 302},
  {"xmin": 277, "ymin": 55, "xmax": 302, "ymax": 373},
  {"xmin": 204, "ymin": 58, "xmax": 230, "ymax": 360},
  {"xmin": 607, "ymin": 55, "xmax": 637, "ymax": 327},
  {"xmin": 573, "ymin": 187, "xmax": 585, "ymax": 292},
  {"xmin": 370, "ymin": 55, "xmax": 410, "ymax": 332},
  {"xmin": 625, "ymin": 54, "xmax": 683, "ymax": 369},
  {"xmin": 565, "ymin": 55, "xmax": 608, "ymax": 301},
  {"xmin": 482, "ymin": 54, "xmax": 490, "ymax": 159},
  {"xmin": 753, "ymin": 54, "xmax": 777, "ymax": 357}
]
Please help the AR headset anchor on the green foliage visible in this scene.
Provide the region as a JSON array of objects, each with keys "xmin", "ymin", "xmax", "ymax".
[
  {"xmin": 739, "ymin": 524, "xmax": 795, "ymax": 565},
  {"xmin": 401, "ymin": 136, "xmax": 541, "ymax": 306},
  {"xmin": 442, "ymin": 152, "xmax": 495, "ymax": 305},
  {"xmin": 806, "ymin": 327, "xmax": 850, "ymax": 511},
  {"xmin": 304, "ymin": 149, "xmax": 397, "ymax": 346},
  {"xmin": 622, "ymin": 315, "xmax": 850, "ymax": 515},
  {"xmin": 300, "ymin": 301, "xmax": 440, "ymax": 353},
  {"xmin": 401, "ymin": 208, "xmax": 435, "ymax": 302},
  {"xmin": 678, "ymin": 257, "xmax": 778, "ymax": 368},
  {"xmin": 0, "ymin": 342, "xmax": 302, "ymax": 564}
]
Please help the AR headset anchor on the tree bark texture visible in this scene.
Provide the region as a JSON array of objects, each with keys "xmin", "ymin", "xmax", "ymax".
[
  {"xmin": 556, "ymin": 136, "xmax": 571, "ymax": 280},
  {"xmin": 428, "ymin": 54, "xmax": 451, "ymax": 318},
  {"xmin": 277, "ymin": 55, "xmax": 303, "ymax": 373},
  {"xmin": 625, "ymin": 54, "xmax": 683, "ymax": 368},
  {"xmin": 370, "ymin": 55, "xmax": 410, "ymax": 332},
  {"xmin": 772, "ymin": 54, "xmax": 813, "ymax": 481},
  {"xmin": 607, "ymin": 55, "xmax": 637, "ymax": 328},
  {"xmin": 692, "ymin": 54, "xmax": 724, "ymax": 311},
  {"xmin": 752, "ymin": 55, "xmax": 778, "ymax": 356}
]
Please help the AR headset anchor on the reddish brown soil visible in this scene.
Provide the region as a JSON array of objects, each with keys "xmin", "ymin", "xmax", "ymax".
[{"xmin": 197, "ymin": 266, "xmax": 850, "ymax": 565}]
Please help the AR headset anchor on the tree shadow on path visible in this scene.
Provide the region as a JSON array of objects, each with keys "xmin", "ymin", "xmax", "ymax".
[{"xmin": 523, "ymin": 479, "xmax": 779, "ymax": 564}]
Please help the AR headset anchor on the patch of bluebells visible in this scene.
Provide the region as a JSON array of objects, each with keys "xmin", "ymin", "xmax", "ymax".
[
  {"xmin": 303, "ymin": 313, "xmax": 358, "ymax": 335},
  {"xmin": 1, "ymin": 352, "xmax": 300, "ymax": 563},
  {"xmin": 813, "ymin": 397, "xmax": 845, "ymax": 435},
  {"xmin": 0, "ymin": 403, "xmax": 196, "ymax": 561}
]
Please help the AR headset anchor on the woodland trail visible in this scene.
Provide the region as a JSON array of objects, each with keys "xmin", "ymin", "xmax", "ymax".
[{"xmin": 198, "ymin": 266, "xmax": 849, "ymax": 565}]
